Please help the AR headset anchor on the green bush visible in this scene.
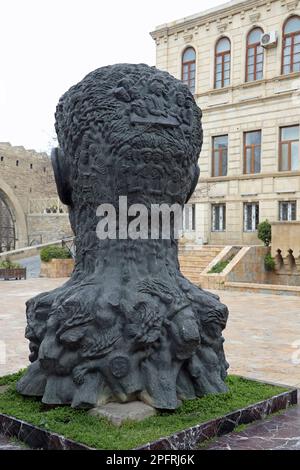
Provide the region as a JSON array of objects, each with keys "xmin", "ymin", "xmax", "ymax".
[
  {"xmin": 0, "ymin": 258, "xmax": 21, "ymax": 269},
  {"xmin": 208, "ymin": 254, "xmax": 234, "ymax": 274},
  {"xmin": 209, "ymin": 260, "xmax": 230, "ymax": 274},
  {"xmin": 257, "ymin": 220, "xmax": 272, "ymax": 246},
  {"xmin": 40, "ymin": 245, "xmax": 72, "ymax": 263},
  {"xmin": 264, "ymin": 252, "xmax": 275, "ymax": 271}
]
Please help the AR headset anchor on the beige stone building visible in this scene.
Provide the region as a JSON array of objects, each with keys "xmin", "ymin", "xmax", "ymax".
[{"xmin": 151, "ymin": 0, "xmax": 300, "ymax": 246}]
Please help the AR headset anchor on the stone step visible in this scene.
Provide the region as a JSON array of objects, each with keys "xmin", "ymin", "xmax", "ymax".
[
  {"xmin": 180, "ymin": 269, "xmax": 207, "ymax": 274},
  {"xmin": 180, "ymin": 264, "xmax": 213, "ymax": 269},
  {"xmin": 178, "ymin": 245, "xmax": 222, "ymax": 284},
  {"xmin": 179, "ymin": 249, "xmax": 221, "ymax": 255},
  {"xmin": 179, "ymin": 260, "xmax": 208, "ymax": 266},
  {"xmin": 224, "ymin": 281, "xmax": 300, "ymax": 296},
  {"xmin": 179, "ymin": 254, "xmax": 220, "ymax": 259},
  {"xmin": 179, "ymin": 254, "xmax": 219, "ymax": 260}
]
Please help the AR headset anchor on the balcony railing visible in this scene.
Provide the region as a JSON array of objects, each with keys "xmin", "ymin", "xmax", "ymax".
[{"xmin": 28, "ymin": 198, "xmax": 68, "ymax": 215}]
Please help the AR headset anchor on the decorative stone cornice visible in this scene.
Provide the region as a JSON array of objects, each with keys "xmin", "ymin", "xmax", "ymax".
[
  {"xmin": 199, "ymin": 170, "xmax": 300, "ymax": 185},
  {"xmin": 150, "ymin": 0, "xmax": 276, "ymax": 40},
  {"xmin": 287, "ymin": 0, "xmax": 299, "ymax": 11},
  {"xmin": 281, "ymin": 0, "xmax": 299, "ymax": 10},
  {"xmin": 217, "ymin": 19, "xmax": 228, "ymax": 33},
  {"xmin": 183, "ymin": 32, "xmax": 193, "ymax": 43},
  {"xmin": 249, "ymin": 8, "xmax": 261, "ymax": 23}
]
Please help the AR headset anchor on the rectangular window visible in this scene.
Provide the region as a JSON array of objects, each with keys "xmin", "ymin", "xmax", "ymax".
[
  {"xmin": 183, "ymin": 204, "xmax": 196, "ymax": 231},
  {"xmin": 279, "ymin": 201, "xmax": 296, "ymax": 221},
  {"xmin": 244, "ymin": 130, "xmax": 261, "ymax": 174},
  {"xmin": 212, "ymin": 135, "xmax": 228, "ymax": 177},
  {"xmin": 212, "ymin": 204, "xmax": 226, "ymax": 231},
  {"xmin": 244, "ymin": 203, "xmax": 259, "ymax": 232},
  {"xmin": 279, "ymin": 125, "xmax": 299, "ymax": 171}
]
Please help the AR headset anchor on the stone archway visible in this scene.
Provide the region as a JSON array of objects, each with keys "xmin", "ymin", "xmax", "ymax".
[
  {"xmin": 0, "ymin": 178, "xmax": 28, "ymax": 250},
  {"xmin": 0, "ymin": 197, "xmax": 15, "ymax": 252}
]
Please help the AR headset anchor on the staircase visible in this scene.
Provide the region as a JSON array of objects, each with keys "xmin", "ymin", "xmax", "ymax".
[{"xmin": 178, "ymin": 245, "xmax": 223, "ymax": 285}]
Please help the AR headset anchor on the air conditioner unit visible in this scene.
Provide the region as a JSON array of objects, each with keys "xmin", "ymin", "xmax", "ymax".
[{"xmin": 261, "ymin": 31, "xmax": 278, "ymax": 48}]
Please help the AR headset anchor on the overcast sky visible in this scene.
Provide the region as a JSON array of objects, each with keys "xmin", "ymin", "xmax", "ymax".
[{"xmin": 0, "ymin": 0, "xmax": 226, "ymax": 153}]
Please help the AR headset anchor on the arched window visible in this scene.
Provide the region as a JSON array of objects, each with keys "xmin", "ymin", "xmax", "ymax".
[
  {"xmin": 246, "ymin": 27, "xmax": 264, "ymax": 82},
  {"xmin": 282, "ymin": 16, "xmax": 300, "ymax": 74},
  {"xmin": 182, "ymin": 47, "xmax": 196, "ymax": 93},
  {"xmin": 215, "ymin": 37, "xmax": 231, "ymax": 88}
]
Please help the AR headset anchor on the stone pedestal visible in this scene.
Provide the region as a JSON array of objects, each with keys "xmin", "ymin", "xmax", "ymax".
[{"xmin": 89, "ymin": 401, "xmax": 157, "ymax": 426}]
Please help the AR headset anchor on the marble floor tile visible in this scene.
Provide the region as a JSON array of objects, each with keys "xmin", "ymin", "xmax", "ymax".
[{"xmin": 205, "ymin": 405, "xmax": 300, "ymax": 450}]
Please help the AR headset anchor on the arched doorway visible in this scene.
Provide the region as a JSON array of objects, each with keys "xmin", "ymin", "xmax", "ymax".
[{"xmin": 0, "ymin": 195, "xmax": 16, "ymax": 252}]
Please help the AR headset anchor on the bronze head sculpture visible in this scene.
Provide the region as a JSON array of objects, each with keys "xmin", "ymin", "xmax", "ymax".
[{"xmin": 17, "ymin": 64, "xmax": 229, "ymax": 410}]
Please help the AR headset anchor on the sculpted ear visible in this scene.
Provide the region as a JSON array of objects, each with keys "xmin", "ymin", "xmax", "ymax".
[
  {"xmin": 51, "ymin": 147, "xmax": 72, "ymax": 206},
  {"xmin": 185, "ymin": 165, "xmax": 200, "ymax": 204}
]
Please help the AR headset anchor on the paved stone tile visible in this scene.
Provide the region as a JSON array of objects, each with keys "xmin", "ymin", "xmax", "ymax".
[
  {"xmin": 0, "ymin": 280, "xmax": 299, "ymax": 450},
  {"xmin": 0, "ymin": 280, "xmax": 299, "ymax": 386},
  {"xmin": 0, "ymin": 278, "xmax": 64, "ymax": 376},
  {"xmin": 212, "ymin": 290, "xmax": 300, "ymax": 387},
  {"xmin": 205, "ymin": 405, "xmax": 300, "ymax": 450}
]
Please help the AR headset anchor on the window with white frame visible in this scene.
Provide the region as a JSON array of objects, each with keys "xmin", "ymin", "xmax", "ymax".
[
  {"xmin": 183, "ymin": 204, "xmax": 196, "ymax": 231},
  {"xmin": 279, "ymin": 201, "xmax": 296, "ymax": 221},
  {"xmin": 212, "ymin": 204, "xmax": 226, "ymax": 231},
  {"xmin": 244, "ymin": 202, "xmax": 259, "ymax": 232}
]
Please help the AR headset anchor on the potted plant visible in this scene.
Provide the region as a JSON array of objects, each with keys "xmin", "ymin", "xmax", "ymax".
[
  {"xmin": 0, "ymin": 259, "xmax": 26, "ymax": 280},
  {"xmin": 40, "ymin": 245, "xmax": 74, "ymax": 278}
]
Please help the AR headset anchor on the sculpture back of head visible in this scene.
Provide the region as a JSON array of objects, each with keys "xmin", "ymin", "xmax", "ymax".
[
  {"xmin": 17, "ymin": 64, "xmax": 229, "ymax": 412},
  {"xmin": 53, "ymin": 64, "xmax": 202, "ymax": 227}
]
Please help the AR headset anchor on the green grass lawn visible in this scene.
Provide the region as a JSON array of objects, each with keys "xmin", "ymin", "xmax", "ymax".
[{"xmin": 0, "ymin": 371, "xmax": 287, "ymax": 450}]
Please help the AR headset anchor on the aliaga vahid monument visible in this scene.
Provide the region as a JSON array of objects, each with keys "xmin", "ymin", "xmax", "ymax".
[{"xmin": 17, "ymin": 64, "xmax": 229, "ymax": 410}]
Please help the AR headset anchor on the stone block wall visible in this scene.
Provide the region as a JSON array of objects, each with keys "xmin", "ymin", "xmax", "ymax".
[
  {"xmin": 27, "ymin": 214, "xmax": 73, "ymax": 246},
  {"xmin": 271, "ymin": 221, "xmax": 300, "ymax": 258},
  {"xmin": 199, "ymin": 244, "xmax": 300, "ymax": 289},
  {"xmin": 0, "ymin": 142, "xmax": 57, "ymax": 214},
  {"xmin": 40, "ymin": 259, "xmax": 75, "ymax": 278},
  {"xmin": 226, "ymin": 246, "xmax": 271, "ymax": 284},
  {"xmin": 0, "ymin": 143, "xmax": 72, "ymax": 248}
]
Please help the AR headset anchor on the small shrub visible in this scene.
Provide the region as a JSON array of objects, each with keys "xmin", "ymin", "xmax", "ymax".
[
  {"xmin": 40, "ymin": 245, "xmax": 72, "ymax": 263},
  {"xmin": 208, "ymin": 254, "xmax": 234, "ymax": 274},
  {"xmin": 0, "ymin": 258, "xmax": 21, "ymax": 269},
  {"xmin": 257, "ymin": 220, "xmax": 272, "ymax": 246},
  {"xmin": 264, "ymin": 253, "xmax": 275, "ymax": 271},
  {"xmin": 209, "ymin": 260, "xmax": 229, "ymax": 274}
]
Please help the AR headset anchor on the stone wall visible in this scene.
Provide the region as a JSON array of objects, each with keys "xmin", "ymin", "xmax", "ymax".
[
  {"xmin": 0, "ymin": 143, "xmax": 72, "ymax": 248},
  {"xmin": 40, "ymin": 259, "xmax": 74, "ymax": 278},
  {"xmin": 199, "ymin": 244, "xmax": 300, "ymax": 289},
  {"xmin": 26, "ymin": 214, "xmax": 72, "ymax": 245},
  {"xmin": 0, "ymin": 142, "xmax": 57, "ymax": 213},
  {"xmin": 271, "ymin": 221, "xmax": 300, "ymax": 258},
  {"xmin": 226, "ymin": 246, "xmax": 272, "ymax": 284}
]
